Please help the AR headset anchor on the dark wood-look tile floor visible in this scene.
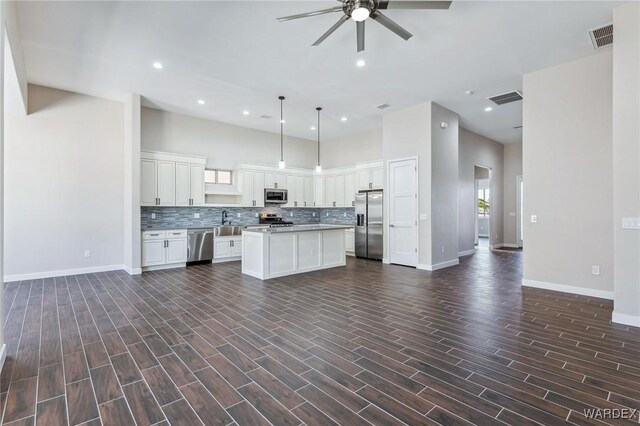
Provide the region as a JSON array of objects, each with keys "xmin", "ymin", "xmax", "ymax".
[{"xmin": 2, "ymin": 249, "xmax": 639, "ymax": 425}]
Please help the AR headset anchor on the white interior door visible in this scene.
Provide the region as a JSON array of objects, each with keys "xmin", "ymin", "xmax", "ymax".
[
  {"xmin": 516, "ymin": 176, "xmax": 524, "ymax": 248},
  {"xmin": 389, "ymin": 159, "xmax": 418, "ymax": 266}
]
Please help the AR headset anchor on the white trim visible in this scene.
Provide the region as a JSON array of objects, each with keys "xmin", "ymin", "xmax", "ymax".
[
  {"xmin": 417, "ymin": 259, "xmax": 460, "ymax": 271},
  {"xmin": 502, "ymin": 243, "xmax": 519, "ymax": 248},
  {"xmin": 612, "ymin": 312, "xmax": 640, "ymax": 328},
  {"xmin": 521, "ymin": 279, "xmax": 613, "ymax": 300},
  {"xmin": 458, "ymin": 249, "xmax": 475, "ymax": 257},
  {"xmin": 142, "ymin": 263, "xmax": 187, "ymax": 272},
  {"xmin": 490, "ymin": 244, "xmax": 504, "ymax": 249},
  {"xmin": 4, "ymin": 264, "xmax": 127, "ymax": 282},
  {"xmin": 0, "ymin": 344, "xmax": 6, "ymax": 372},
  {"xmin": 382, "ymin": 258, "xmax": 390, "ymax": 264},
  {"xmin": 124, "ymin": 267, "xmax": 142, "ymax": 275}
]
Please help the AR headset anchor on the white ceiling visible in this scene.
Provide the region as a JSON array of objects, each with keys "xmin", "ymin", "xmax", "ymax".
[{"xmin": 15, "ymin": 1, "xmax": 621, "ymax": 143}]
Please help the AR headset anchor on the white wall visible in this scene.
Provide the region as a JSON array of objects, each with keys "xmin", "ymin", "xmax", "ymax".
[
  {"xmin": 4, "ymin": 85, "xmax": 125, "ymax": 280},
  {"xmin": 612, "ymin": 3, "xmax": 640, "ymax": 326},
  {"xmin": 430, "ymin": 103, "xmax": 459, "ymax": 266},
  {"xmin": 522, "ymin": 51, "xmax": 613, "ymax": 298},
  {"xmin": 141, "ymin": 107, "xmax": 318, "ymax": 170},
  {"xmin": 458, "ymin": 128, "xmax": 504, "ymax": 253},
  {"xmin": 322, "ymin": 128, "xmax": 383, "ymax": 169},
  {"xmin": 383, "ymin": 103, "xmax": 432, "ymax": 266},
  {"xmin": 503, "ymin": 142, "xmax": 523, "ymax": 247}
]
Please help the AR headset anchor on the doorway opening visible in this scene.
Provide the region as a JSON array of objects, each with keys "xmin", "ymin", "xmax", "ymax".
[
  {"xmin": 516, "ymin": 175, "xmax": 524, "ymax": 248},
  {"xmin": 474, "ymin": 166, "xmax": 491, "ymax": 249}
]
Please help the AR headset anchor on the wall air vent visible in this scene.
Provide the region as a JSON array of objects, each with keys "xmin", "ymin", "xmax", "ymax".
[
  {"xmin": 513, "ymin": 125, "xmax": 523, "ymax": 130},
  {"xmin": 488, "ymin": 90, "xmax": 523, "ymax": 106},
  {"xmin": 259, "ymin": 115, "xmax": 272, "ymax": 120},
  {"xmin": 377, "ymin": 103, "xmax": 391, "ymax": 110},
  {"xmin": 589, "ymin": 23, "xmax": 613, "ymax": 49}
]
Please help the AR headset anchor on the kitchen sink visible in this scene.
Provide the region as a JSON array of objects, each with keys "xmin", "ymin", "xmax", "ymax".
[{"xmin": 214, "ymin": 225, "xmax": 243, "ymax": 237}]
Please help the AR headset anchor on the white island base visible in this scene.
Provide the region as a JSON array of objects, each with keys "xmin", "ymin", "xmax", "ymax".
[{"xmin": 241, "ymin": 225, "xmax": 348, "ymax": 280}]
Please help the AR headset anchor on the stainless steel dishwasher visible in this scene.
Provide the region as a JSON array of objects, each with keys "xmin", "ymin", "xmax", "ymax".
[{"xmin": 187, "ymin": 228, "xmax": 214, "ymax": 263}]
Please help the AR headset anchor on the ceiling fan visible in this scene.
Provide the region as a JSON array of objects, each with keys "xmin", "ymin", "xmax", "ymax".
[{"xmin": 277, "ymin": 0, "xmax": 452, "ymax": 52}]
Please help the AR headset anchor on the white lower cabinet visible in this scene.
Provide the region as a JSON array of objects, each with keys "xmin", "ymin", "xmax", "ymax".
[
  {"xmin": 142, "ymin": 230, "xmax": 188, "ymax": 269},
  {"xmin": 345, "ymin": 228, "xmax": 355, "ymax": 255},
  {"xmin": 214, "ymin": 236, "xmax": 242, "ymax": 261}
]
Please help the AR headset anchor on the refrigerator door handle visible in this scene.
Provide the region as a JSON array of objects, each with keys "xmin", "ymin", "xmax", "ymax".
[{"xmin": 356, "ymin": 214, "xmax": 365, "ymax": 226}]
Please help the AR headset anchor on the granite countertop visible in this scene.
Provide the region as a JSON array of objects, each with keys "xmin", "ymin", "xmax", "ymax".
[
  {"xmin": 142, "ymin": 223, "xmax": 355, "ymax": 232},
  {"xmin": 243, "ymin": 224, "xmax": 354, "ymax": 234}
]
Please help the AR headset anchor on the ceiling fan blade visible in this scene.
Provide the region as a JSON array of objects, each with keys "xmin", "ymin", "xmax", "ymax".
[
  {"xmin": 370, "ymin": 11, "xmax": 413, "ymax": 40},
  {"xmin": 357, "ymin": 21, "xmax": 365, "ymax": 52},
  {"xmin": 377, "ymin": 1, "xmax": 452, "ymax": 10},
  {"xmin": 277, "ymin": 6, "xmax": 343, "ymax": 22},
  {"xmin": 312, "ymin": 15, "xmax": 350, "ymax": 46}
]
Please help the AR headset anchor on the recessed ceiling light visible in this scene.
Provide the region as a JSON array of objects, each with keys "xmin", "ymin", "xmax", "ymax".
[
  {"xmin": 465, "ymin": 90, "xmax": 474, "ymax": 96},
  {"xmin": 243, "ymin": 110, "xmax": 250, "ymax": 115},
  {"xmin": 484, "ymin": 107, "xmax": 493, "ymax": 112},
  {"xmin": 311, "ymin": 126, "xmax": 316, "ymax": 131},
  {"xmin": 341, "ymin": 117, "xmax": 348, "ymax": 122},
  {"xmin": 197, "ymin": 99, "xmax": 206, "ymax": 105},
  {"xmin": 152, "ymin": 62, "xmax": 163, "ymax": 69},
  {"xmin": 356, "ymin": 59, "xmax": 366, "ymax": 68}
]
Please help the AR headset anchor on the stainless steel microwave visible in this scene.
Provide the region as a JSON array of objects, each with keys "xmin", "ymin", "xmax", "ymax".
[{"xmin": 265, "ymin": 188, "xmax": 288, "ymax": 204}]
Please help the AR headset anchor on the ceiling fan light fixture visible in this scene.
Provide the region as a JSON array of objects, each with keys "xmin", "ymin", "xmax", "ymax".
[{"xmin": 351, "ymin": 7, "xmax": 370, "ymax": 22}]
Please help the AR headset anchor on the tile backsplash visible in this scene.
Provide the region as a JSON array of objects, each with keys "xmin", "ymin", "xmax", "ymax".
[{"xmin": 141, "ymin": 206, "xmax": 355, "ymax": 229}]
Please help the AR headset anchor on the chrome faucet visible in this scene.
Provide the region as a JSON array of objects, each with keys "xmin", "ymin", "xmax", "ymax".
[{"xmin": 222, "ymin": 210, "xmax": 231, "ymax": 225}]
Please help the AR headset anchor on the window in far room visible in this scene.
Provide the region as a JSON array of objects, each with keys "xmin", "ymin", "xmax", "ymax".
[{"xmin": 478, "ymin": 188, "xmax": 490, "ymax": 217}]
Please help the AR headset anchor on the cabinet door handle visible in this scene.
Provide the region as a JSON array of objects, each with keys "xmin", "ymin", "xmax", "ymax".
[
  {"xmin": 275, "ymin": 183, "xmax": 278, "ymax": 189},
  {"xmin": 294, "ymin": 201, "xmax": 297, "ymax": 207},
  {"xmin": 352, "ymin": 201, "xmax": 355, "ymax": 207},
  {"xmin": 149, "ymin": 233, "xmax": 160, "ymax": 237},
  {"xmin": 333, "ymin": 201, "xmax": 336, "ymax": 207}
]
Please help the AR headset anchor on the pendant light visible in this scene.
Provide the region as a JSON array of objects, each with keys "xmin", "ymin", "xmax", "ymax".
[
  {"xmin": 278, "ymin": 96, "xmax": 286, "ymax": 169},
  {"xmin": 315, "ymin": 107, "xmax": 322, "ymax": 173}
]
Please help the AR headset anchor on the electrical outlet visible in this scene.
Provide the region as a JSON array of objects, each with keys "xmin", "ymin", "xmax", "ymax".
[
  {"xmin": 290, "ymin": 212, "xmax": 293, "ymax": 217},
  {"xmin": 194, "ymin": 213, "xmax": 200, "ymax": 219},
  {"xmin": 237, "ymin": 213, "xmax": 241, "ymax": 218},
  {"xmin": 312, "ymin": 212, "xmax": 316, "ymax": 217},
  {"xmin": 530, "ymin": 215, "xmax": 537, "ymax": 223},
  {"xmin": 592, "ymin": 266, "xmax": 600, "ymax": 275},
  {"xmin": 326, "ymin": 213, "xmax": 329, "ymax": 217},
  {"xmin": 151, "ymin": 213, "xmax": 156, "ymax": 219},
  {"xmin": 441, "ymin": 247, "xmax": 445, "ymax": 254},
  {"xmin": 84, "ymin": 250, "xmax": 91, "ymax": 258},
  {"xmin": 344, "ymin": 212, "xmax": 347, "ymax": 217},
  {"xmin": 255, "ymin": 213, "xmax": 258, "ymax": 218}
]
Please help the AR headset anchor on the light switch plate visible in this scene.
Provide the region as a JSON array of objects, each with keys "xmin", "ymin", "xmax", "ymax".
[
  {"xmin": 622, "ymin": 217, "xmax": 640, "ymax": 229},
  {"xmin": 194, "ymin": 213, "xmax": 200, "ymax": 219},
  {"xmin": 419, "ymin": 213, "xmax": 428, "ymax": 220},
  {"xmin": 151, "ymin": 213, "xmax": 156, "ymax": 219},
  {"xmin": 509, "ymin": 212, "xmax": 516, "ymax": 217},
  {"xmin": 592, "ymin": 266, "xmax": 600, "ymax": 275},
  {"xmin": 84, "ymin": 250, "xmax": 91, "ymax": 258},
  {"xmin": 531, "ymin": 215, "xmax": 537, "ymax": 223}
]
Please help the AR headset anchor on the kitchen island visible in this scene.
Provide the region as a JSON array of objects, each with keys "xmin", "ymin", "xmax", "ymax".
[{"xmin": 241, "ymin": 224, "xmax": 352, "ymax": 279}]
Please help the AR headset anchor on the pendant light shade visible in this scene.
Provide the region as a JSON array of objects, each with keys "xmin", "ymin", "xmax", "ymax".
[
  {"xmin": 278, "ymin": 96, "xmax": 286, "ymax": 169},
  {"xmin": 315, "ymin": 107, "xmax": 322, "ymax": 173}
]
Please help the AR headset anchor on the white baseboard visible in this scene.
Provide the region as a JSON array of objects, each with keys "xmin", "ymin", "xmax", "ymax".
[
  {"xmin": 417, "ymin": 259, "xmax": 460, "ymax": 271},
  {"xmin": 346, "ymin": 252, "xmax": 355, "ymax": 257},
  {"xmin": 382, "ymin": 258, "xmax": 390, "ymax": 264},
  {"xmin": 0, "ymin": 343, "xmax": 6, "ymax": 372},
  {"xmin": 521, "ymin": 279, "xmax": 614, "ymax": 300},
  {"xmin": 490, "ymin": 243, "xmax": 504, "ymax": 249},
  {"xmin": 124, "ymin": 267, "xmax": 142, "ymax": 275},
  {"xmin": 612, "ymin": 312, "xmax": 640, "ymax": 327},
  {"xmin": 4, "ymin": 264, "xmax": 127, "ymax": 282},
  {"xmin": 502, "ymin": 243, "xmax": 519, "ymax": 248},
  {"xmin": 142, "ymin": 263, "xmax": 186, "ymax": 272},
  {"xmin": 458, "ymin": 249, "xmax": 475, "ymax": 257}
]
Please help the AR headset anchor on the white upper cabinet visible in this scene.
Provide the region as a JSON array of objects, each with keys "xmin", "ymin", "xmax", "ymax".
[
  {"xmin": 325, "ymin": 175, "xmax": 335, "ymax": 207},
  {"xmin": 344, "ymin": 172, "xmax": 356, "ymax": 207},
  {"xmin": 356, "ymin": 161, "xmax": 384, "ymax": 191},
  {"xmin": 264, "ymin": 172, "xmax": 275, "ymax": 189},
  {"xmin": 303, "ymin": 176, "xmax": 314, "ymax": 208},
  {"xmin": 314, "ymin": 176, "xmax": 325, "ymax": 207},
  {"xmin": 276, "ymin": 173, "xmax": 287, "ymax": 189},
  {"xmin": 239, "ymin": 169, "xmax": 265, "ymax": 207},
  {"xmin": 141, "ymin": 152, "xmax": 206, "ymax": 207},
  {"xmin": 141, "ymin": 160, "xmax": 158, "ymax": 206},
  {"xmin": 324, "ymin": 173, "xmax": 347, "ymax": 207},
  {"xmin": 334, "ymin": 174, "xmax": 345, "ymax": 207}
]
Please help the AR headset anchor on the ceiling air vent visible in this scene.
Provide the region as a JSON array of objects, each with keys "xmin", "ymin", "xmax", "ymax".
[
  {"xmin": 259, "ymin": 114, "xmax": 272, "ymax": 120},
  {"xmin": 377, "ymin": 103, "xmax": 391, "ymax": 110},
  {"xmin": 589, "ymin": 23, "xmax": 613, "ymax": 49},
  {"xmin": 488, "ymin": 90, "xmax": 523, "ymax": 106}
]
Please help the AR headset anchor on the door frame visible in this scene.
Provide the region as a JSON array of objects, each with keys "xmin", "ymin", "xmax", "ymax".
[
  {"xmin": 516, "ymin": 175, "xmax": 524, "ymax": 248},
  {"xmin": 386, "ymin": 156, "xmax": 419, "ymax": 267},
  {"xmin": 474, "ymin": 165, "xmax": 492, "ymax": 246}
]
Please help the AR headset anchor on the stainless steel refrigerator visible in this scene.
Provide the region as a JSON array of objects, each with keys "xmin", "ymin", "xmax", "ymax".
[{"xmin": 355, "ymin": 190, "xmax": 383, "ymax": 260}]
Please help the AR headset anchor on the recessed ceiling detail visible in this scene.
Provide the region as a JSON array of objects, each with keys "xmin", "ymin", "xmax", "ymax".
[
  {"xmin": 377, "ymin": 103, "xmax": 391, "ymax": 110},
  {"xmin": 589, "ymin": 23, "xmax": 613, "ymax": 49},
  {"xmin": 488, "ymin": 90, "xmax": 523, "ymax": 106}
]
